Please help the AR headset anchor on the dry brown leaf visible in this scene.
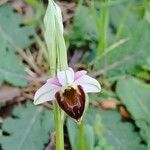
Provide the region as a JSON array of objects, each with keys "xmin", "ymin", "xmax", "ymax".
[
  {"xmin": 0, "ymin": 129, "xmax": 2, "ymax": 137},
  {"xmin": 100, "ymin": 99, "xmax": 121, "ymax": 109},
  {"xmin": 0, "ymin": 0, "xmax": 9, "ymax": 6},
  {"xmin": 11, "ymin": 0, "xmax": 34, "ymax": 19},
  {"xmin": 0, "ymin": 86, "xmax": 21, "ymax": 105},
  {"xmin": 69, "ymin": 49, "xmax": 83, "ymax": 68},
  {"xmin": 119, "ymin": 106, "xmax": 131, "ymax": 119},
  {"xmin": 57, "ymin": 1, "xmax": 76, "ymax": 30},
  {"xmin": 45, "ymin": 132, "xmax": 56, "ymax": 150},
  {"xmin": 0, "ymin": 116, "xmax": 3, "ymax": 123}
]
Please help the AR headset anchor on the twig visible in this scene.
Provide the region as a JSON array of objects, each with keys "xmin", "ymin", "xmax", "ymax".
[
  {"xmin": 45, "ymin": 132, "xmax": 56, "ymax": 150},
  {"xmin": 106, "ymin": 38, "xmax": 129, "ymax": 52},
  {"xmin": 36, "ymin": 47, "xmax": 43, "ymax": 65},
  {"xmin": 43, "ymin": 102, "xmax": 52, "ymax": 109},
  {"xmin": 25, "ymin": 74, "xmax": 48, "ymax": 83},
  {"xmin": 0, "ymin": 0, "xmax": 9, "ymax": 6},
  {"xmin": 90, "ymin": 38, "xmax": 129, "ymax": 66},
  {"xmin": 63, "ymin": 14, "xmax": 74, "ymax": 22},
  {"xmin": 91, "ymin": 49, "xmax": 144, "ymax": 77},
  {"xmin": 20, "ymin": 49, "xmax": 41, "ymax": 75}
]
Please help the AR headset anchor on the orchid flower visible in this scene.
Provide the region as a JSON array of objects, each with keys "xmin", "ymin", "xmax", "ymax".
[{"xmin": 34, "ymin": 68, "xmax": 101, "ymax": 121}]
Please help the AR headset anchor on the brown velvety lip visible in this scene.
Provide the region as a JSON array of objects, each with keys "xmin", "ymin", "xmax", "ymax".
[{"xmin": 55, "ymin": 85, "xmax": 85, "ymax": 121}]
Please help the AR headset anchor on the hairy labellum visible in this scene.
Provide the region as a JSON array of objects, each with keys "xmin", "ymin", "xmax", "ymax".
[{"xmin": 55, "ymin": 85, "xmax": 85, "ymax": 121}]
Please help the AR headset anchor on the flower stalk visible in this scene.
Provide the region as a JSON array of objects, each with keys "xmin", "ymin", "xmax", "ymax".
[
  {"xmin": 53, "ymin": 102, "xmax": 64, "ymax": 150},
  {"xmin": 78, "ymin": 122, "xmax": 86, "ymax": 150}
]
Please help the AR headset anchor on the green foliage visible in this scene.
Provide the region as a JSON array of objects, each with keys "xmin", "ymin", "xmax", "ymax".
[
  {"xmin": 67, "ymin": 119, "xmax": 95, "ymax": 150},
  {"xmin": 70, "ymin": 5, "xmax": 98, "ymax": 47},
  {"xmin": 0, "ymin": 102, "xmax": 54, "ymax": 150},
  {"xmin": 67, "ymin": 107, "xmax": 146, "ymax": 150},
  {"xmin": 0, "ymin": 48, "xmax": 27, "ymax": 87},
  {"xmin": 116, "ymin": 77, "xmax": 150, "ymax": 148},
  {"xmin": 70, "ymin": 1, "xmax": 150, "ymax": 77},
  {"xmin": 86, "ymin": 108, "xmax": 147, "ymax": 150},
  {"xmin": 0, "ymin": 5, "xmax": 35, "ymax": 50},
  {"xmin": 94, "ymin": 21, "xmax": 150, "ymax": 77},
  {"xmin": 142, "ymin": 57, "xmax": 150, "ymax": 71},
  {"xmin": 0, "ymin": 5, "xmax": 35, "ymax": 86},
  {"xmin": 109, "ymin": 1, "xmax": 138, "ymax": 37}
]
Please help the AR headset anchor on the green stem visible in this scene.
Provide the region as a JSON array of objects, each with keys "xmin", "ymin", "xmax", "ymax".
[
  {"xmin": 78, "ymin": 122, "xmax": 86, "ymax": 150},
  {"xmin": 97, "ymin": 0, "xmax": 109, "ymax": 56},
  {"xmin": 50, "ymin": 69, "xmax": 64, "ymax": 150},
  {"xmin": 49, "ymin": 80, "xmax": 64, "ymax": 145},
  {"xmin": 53, "ymin": 102, "xmax": 64, "ymax": 150},
  {"xmin": 50, "ymin": 43, "xmax": 67, "ymax": 150}
]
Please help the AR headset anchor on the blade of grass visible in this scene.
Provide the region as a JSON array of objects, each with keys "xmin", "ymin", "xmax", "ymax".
[
  {"xmin": 96, "ymin": 0, "xmax": 109, "ymax": 56},
  {"xmin": 116, "ymin": 2, "xmax": 133, "ymax": 39}
]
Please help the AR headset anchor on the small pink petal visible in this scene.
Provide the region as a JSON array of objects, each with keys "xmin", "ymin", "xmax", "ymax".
[
  {"xmin": 47, "ymin": 77, "xmax": 61, "ymax": 86},
  {"xmin": 34, "ymin": 82, "xmax": 60, "ymax": 105},
  {"xmin": 74, "ymin": 70, "xmax": 87, "ymax": 80},
  {"xmin": 57, "ymin": 67, "xmax": 75, "ymax": 86},
  {"xmin": 74, "ymin": 75, "xmax": 101, "ymax": 93}
]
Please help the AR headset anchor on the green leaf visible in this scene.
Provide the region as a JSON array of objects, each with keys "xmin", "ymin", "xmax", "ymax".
[
  {"xmin": 94, "ymin": 21, "xmax": 150, "ymax": 77},
  {"xmin": 142, "ymin": 57, "xmax": 150, "ymax": 71},
  {"xmin": 116, "ymin": 77, "xmax": 150, "ymax": 147},
  {"xmin": 0, "ymin": 4, "xmax": 35, "ymax": 86},
  {"xmin": 0, "ymin": 102, "xmax": 54, "ymax": 150},
  {"xmin": 110, "ymin": 2, "xmax": 138, "ymax": 37},
  {"xmin": 0, "ymin": 48, "xmax": 27, "ymax": 87},
  {"xmin": 136, "ymin": 70, "xmax": 150, "ymax": 80},
  {"xmin": 70, "ymin": 5, "xmax": 99, "ymax": 47},
  {"xmin": 67, "ymin": 107, "xmax": 146, "ymax": 150},
  {"xmin": 85, "ymin": 108, "xmax": 147, "ymax": 150},
  {"xmin": 0, "ymin": 5, "xmax": 35, "ymax": 50},
  {"xmin": 67, "ymin": 119, "xmax": 95, "ymax": 150}
]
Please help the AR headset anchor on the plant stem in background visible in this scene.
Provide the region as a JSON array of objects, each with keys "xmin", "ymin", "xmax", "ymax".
[
  {"xmin": 97, "ymin": 0, "xmax": 109, "ymax": 56},
  {"xmin": 116, "ymin": 2, "xmax": 132, "ymax": 39}
]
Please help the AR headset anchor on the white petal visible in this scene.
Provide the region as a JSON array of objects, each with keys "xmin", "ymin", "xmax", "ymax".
[
  {"xmin": 57, "ymin": 68, "xmax": 74, "ymax": 86},
  {"xmin": 74, "ymin": 75, "xmax": 101, "ymax": 93},
  {"xmin": 34, "ymin": 82, "xmax": 60, "ymax": 105}
]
